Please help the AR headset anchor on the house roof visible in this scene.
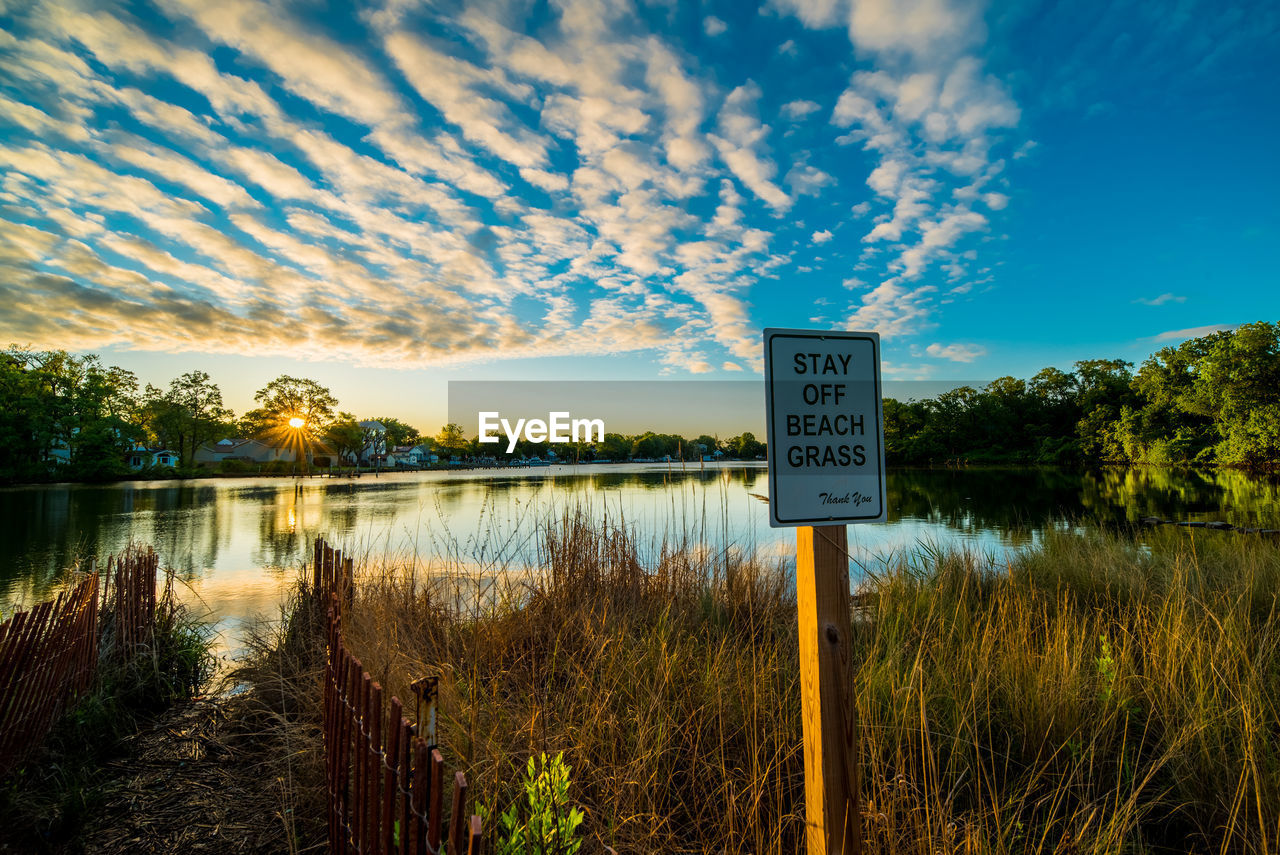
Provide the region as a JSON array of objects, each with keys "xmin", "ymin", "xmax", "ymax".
[{"xmin": 200, "ymin": 437, "xmax": 287, "ymax": 454}]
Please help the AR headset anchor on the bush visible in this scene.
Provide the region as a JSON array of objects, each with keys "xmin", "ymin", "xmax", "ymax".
[{"xmin": 488, "ymin": 753, "xmax": 585, "ymax": 855}]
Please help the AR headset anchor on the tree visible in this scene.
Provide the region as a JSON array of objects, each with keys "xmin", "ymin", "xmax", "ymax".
[
  {"xmin": 375, "ymin": 417, "xmax": 420, "ymax": 448},
  {"xmin": 237, "ymin": 407, "xmax": 275, "ymax": 439},
  {"xmin": 0, "ymin": 348, "xmax": 49, "ymax": 479},
  {"xmin": 734, "ymin": 432, "xmax": 763, "ymax": 459},
  {"xmin": 68, "ymin": 357, "xmax": 141, "ymax": 479},
  {"xmin": 435, "ymin": 423, "xmax": 468, "ymax": 457},
  {"xmin": 1073, "ymin": 359, "xmax": 1136, "ymax": 463},
  {"xmin": 252, "ymin": 376, "xmax": 337, "ymax": 436},
  {"xmin": 1197, "ymin": 322, "xmax": 1280, "ymax": 467},
  {"xmin": 598, "ymin": 433, "xmax": 631, "ymax": 461},
  {"xmin": 323, "ymin": 412, "xmax": 366, "ymax": 465},
  {"xmin": 0, "ymin": 349, "xmax": 143, "ymax": 481},
  {"xmin": 142, "ymin": 371, "xmax": 233, "ymax": 467}
]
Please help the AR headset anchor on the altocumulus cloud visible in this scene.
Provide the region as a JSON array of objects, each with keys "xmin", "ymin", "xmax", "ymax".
[
  {"xmin": 773, "ymin": 0, "xmax": 1022, "ymax": 338},
  {"xmin": 0, "ymin": 0, "xmax": 1024, "ymax": 370},
  {"xmin": 925, "ymin": 342, "xmax": 987, "ymax": 362}
]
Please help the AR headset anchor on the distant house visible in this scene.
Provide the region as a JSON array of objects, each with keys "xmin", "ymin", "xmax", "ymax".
[
  {"xmin": 47, "ymin": 440, "xmax": 72, "ymax": 466},
  {"xmin": 386, "ymin": 445, "xmax": 416, "ymax": 467},
  {"xmin": 127, "ymin": 443, "xmax": 179, "ymax": 469},
  {"xmin": 386, "ymin": 444, "xmax": 433, "ymax": 467},
  {"xmin": 358, "ymin": 421, "xmax": 386, "ymax": 465},
  {"xmin": 194, "ymin": 437, "xmax": 296, "ymax": 466}
]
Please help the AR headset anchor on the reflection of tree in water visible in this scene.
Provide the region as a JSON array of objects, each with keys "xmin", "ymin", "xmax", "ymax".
[
  {"xmin": 0, "ymin": 482, "xmax": 231, "ymax": 602},
  {"xmin": 889, "ymin": 468, "xmax": 1086, "ymax": 534},
  {"xmin": 1075, "ymin": 467, "xmax": 1280, "ymax": 528},
  {"xmin": 253, "ymin": 482, "xmax": 309, "ymax": 570},
  {"xmin": 889, "ymin": 467, "xmax": 1280, "ymax": 535},
  {"xmin": 0, "ymin": 487, "xmax": 86, "ymax": 596},
  {"xmin": 134, "ymin": 485, "xmax": 225, "ymax": 586}
]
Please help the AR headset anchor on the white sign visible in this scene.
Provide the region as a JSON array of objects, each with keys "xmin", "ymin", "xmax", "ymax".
[{"xmin": 764, "ymin": 328, "xmax": 886, "ymax": 527}]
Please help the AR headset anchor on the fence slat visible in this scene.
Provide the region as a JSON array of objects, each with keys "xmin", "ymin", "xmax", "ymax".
[
  {"xmin": 369, "ymin": 680, "xmax": 383, "ymax": 855},
  {"xmin": 399, "ymin": 717, "xmax": 413, "ymax": 855},
  {"xmin": 450, "ymin": 771, "xmax": 468, "ymax": 855},
  {"xmin": 384, "ymin": 696, "xmax": 402, "ymax": 855},
  {"xmin": 427, "ymin": 748, "xmax": 444, "ymax": 853}
]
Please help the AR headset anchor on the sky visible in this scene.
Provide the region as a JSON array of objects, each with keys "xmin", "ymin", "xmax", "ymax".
[{"xmin": 1, "ymin": 0, "xmax": 1277, "ymax": 434}]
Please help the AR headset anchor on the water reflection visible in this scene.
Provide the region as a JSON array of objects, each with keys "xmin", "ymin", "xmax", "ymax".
[{"xmin": 3, "ymin": 464, "xmax": 1278, "ymax": 655}]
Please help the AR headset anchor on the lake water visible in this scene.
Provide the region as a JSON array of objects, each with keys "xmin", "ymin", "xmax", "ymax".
[{"xmin": 3, "ymin": 464, "xmax": 1279, "ymax": 662}]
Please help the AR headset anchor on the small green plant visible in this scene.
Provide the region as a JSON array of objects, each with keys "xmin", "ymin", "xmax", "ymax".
[
  {"xmin": 1095, "ymin": 634, "xmax": 1118, "ymax": 701},
  {"xmin": 1095, "ymin": 633, "xmax": 1141, "ymax": 718},
  {"xmin": 488, "ymin": 752, "xmax": 584, "ymax": 855}
]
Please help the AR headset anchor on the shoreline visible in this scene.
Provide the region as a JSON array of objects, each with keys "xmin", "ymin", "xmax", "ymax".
[{"xmin": 6, "ymin": 458, "xmax": 1280, "ymax": 490}]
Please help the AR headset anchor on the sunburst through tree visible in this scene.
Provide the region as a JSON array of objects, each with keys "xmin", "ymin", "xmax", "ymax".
[{"xmin": 243, "ymin": 376, "xmax": 338, "ymax": 473}]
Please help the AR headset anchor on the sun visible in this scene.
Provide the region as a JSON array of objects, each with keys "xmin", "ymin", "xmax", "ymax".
[{"xmin": 288, "ymin": 416, "xmax": 305, "ymax": 429}]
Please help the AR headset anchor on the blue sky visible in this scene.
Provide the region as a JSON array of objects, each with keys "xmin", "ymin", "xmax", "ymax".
[{"xmin": 0, "ymin": 0, "xmax": 1276, "ymax": 432}]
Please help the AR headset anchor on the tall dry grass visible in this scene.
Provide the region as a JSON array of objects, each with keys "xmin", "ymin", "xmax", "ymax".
[{"xmin": 324, "ymin": 516, "xmax": 1279, "ymax": 854}]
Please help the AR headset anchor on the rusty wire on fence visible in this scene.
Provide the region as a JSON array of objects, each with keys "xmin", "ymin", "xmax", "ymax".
[
  {"xmin": 315, "ymin": 537, "xmax": 483, "ymax": 855},
  {"xmin": 0, "ymin": 569, "xmax": 100, "ymax": 777}
]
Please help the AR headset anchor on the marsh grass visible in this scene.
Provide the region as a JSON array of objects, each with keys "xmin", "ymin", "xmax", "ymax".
[{"xmin": 277, "ymin": 515, "xmax": 1279, "ymax": 854}]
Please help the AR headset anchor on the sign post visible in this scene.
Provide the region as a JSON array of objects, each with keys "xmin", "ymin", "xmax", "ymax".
[{"xmin": 764, "ymin": 328, "xmax": 885, "ymax": 855}]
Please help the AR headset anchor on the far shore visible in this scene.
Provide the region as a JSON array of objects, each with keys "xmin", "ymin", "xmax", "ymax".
[{"xmin": 0, "ymin": 458, "xmax": 770, "ymax": 490}]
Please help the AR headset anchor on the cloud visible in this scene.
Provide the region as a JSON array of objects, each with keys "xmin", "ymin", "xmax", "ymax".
[
  {"xmin": 812, "ymin": 229, "xmax": 834, "ymax": 244},
  {"xmin": 785, "ymin": 162, "xmax": 834, "ymax": 196},
  {"xmin": 846, "ymin": 279, "xmax": 936, "ymax": 337},
  {"xmin": 1135, "ymin": 293, "xmax": 1187, "ymax": 306},
  {"xmin": 1154, "ymin": 324, "xmax": 1241, "ymax": 342},
  {"xmin": 710, "ymin": 82, "xmax": 791, "ymax": 211},
  {"xmin": 384, "ymin": 31, "xmax": 550, "ymax": 170},
  {"xmin": 773, "ymin": 0, "xmax": 1022, "ymax": 338},
  {"xmin": 782, "ymin": 99, "xmax": 821, "ymax": 120},
  {"xmin": 703, "ymin": 16, "xmax": 728, "ymax": 36},
  {"xmin": 925, "ymin": 342, "xmax": 985, "ymax": 362},
  {"xmin": 158, "ymin": 0, "xmax": 404, "ymax": 127},
  {"xmin": 0, "ymin": 0, "xmax": 837, "ymax": 376},
  {"xmin": 774, "ymin": 0, "xmax": 984, "ymax": 55}
]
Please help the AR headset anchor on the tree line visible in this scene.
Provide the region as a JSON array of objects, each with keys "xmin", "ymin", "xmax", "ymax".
[
  {"xmin": 0, "ymin": 353, "xmax": 410, "ymax": 481},
  {"xmin": 2, "ymin": 321, "xmax": 1276, "ymax": 482},
  {"xmin": 886, "ymin": 321, "xmax": 1280, "ymax": 468},
  {"xmin": 0, "ymin": 349, "xmax": 763, "ymax": 482}
]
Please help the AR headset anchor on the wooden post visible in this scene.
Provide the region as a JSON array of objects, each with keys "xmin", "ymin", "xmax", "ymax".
[{"xmin": 796, "ymin": 524, "xmax": 861, "ymax": 855}]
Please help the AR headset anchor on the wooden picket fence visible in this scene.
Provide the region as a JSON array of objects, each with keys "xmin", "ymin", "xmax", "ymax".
[
  {"xmin": 106, "ymin": 546, "xmax": 158, "ymax": 655},
  {"xmin": 0, "ymin": 547, "xmax": 165, "ymax": 778},
  {"xmin": 313, "ymin": 537, "xmax": 354, "ymax": 609},
  {"xmin": 0, "ymin": 569, "xmax": 100, "ymax": 776},
  {"xmin": 316, "ymin": 537, "xmax": 483, "ymax": 854}
]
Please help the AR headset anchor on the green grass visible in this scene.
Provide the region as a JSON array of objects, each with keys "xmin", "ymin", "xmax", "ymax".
[{"xmin": 281, "ymin": 516, "xmax": 1280, "ymax": 853}]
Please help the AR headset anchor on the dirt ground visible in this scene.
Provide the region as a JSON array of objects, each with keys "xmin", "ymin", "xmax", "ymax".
[{"xmin": 75, "ymin": 695, "xmax": 314, "ymax": 855}]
